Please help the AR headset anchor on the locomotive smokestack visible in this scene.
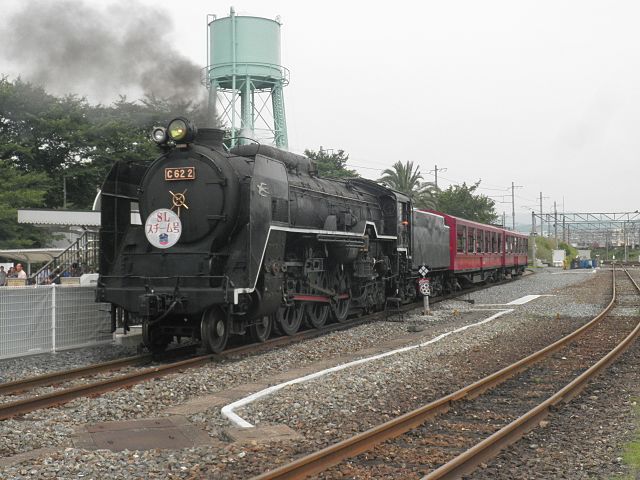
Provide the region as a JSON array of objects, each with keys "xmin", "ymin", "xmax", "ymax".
[{"xmin": 196, "ymin": 128, "xmax": 226, "ymax": 147}]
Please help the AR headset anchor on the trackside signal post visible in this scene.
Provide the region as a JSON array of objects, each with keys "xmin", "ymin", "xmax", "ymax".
[{"xmin": 418, "ymin": 265, "xmax": 431, "ymax": 315}]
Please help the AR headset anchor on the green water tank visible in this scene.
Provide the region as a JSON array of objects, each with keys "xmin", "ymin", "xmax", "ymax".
[
  {"xmin": 206, "ymin": 8, "xmax": 288, "ymax": 149},
  {"xmin": 209, "ymin": 12, "xmax": 284, "ymax": 89}
]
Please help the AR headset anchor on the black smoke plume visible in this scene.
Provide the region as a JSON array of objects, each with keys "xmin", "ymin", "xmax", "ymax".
[{"xmin": 1, "ymin": 0, "xmax": 207, "ymax": 105}]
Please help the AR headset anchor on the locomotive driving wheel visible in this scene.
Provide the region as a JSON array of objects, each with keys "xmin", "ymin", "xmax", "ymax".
[
  {"xmin": 305, "ymin": 302, "xmax": 329, "ymax": 329},
  {"xmin": 276, "ymin": 302, "xmax": 304, "ymax": 336},
  {"xmin": 201, "ymin": 307, "xmax": 229, "ymax": 353},
  {"xmin": 142, "ymin": 320, "xmax": 172, "ymax": 354},
  {"xmin": 305, "ymin": 272, "xmax": 330, "ymax": 329},
  {"xmin": 330, "ymin": 269, "xmax": 351, "ymax": 323},
  {"xmin": 249, "ymin": 315, "xmax": 273, "ymax": 343}
]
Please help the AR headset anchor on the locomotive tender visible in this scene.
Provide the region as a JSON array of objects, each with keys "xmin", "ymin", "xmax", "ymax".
[{"xmin": 97, "ymin": 118, "xmax": 527, "ymax": 353}]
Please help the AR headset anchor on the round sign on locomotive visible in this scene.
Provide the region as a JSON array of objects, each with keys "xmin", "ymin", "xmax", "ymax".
[
  {"xmin": 144, "ymin": 209, "xmax": 182, "ymax": 249},
  {"xmin": 96, "ymin": 118, "xmax": 529, "ymax": 353}
]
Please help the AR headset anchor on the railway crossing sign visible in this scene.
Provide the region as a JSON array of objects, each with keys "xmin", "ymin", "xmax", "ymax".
[
  {"xmin": 418, "ymin": 278, "xmax": 431, "ymax": 296},
  {"xmin": 419, "ymin": 265, "xmax": 429, "ymax": 277}
]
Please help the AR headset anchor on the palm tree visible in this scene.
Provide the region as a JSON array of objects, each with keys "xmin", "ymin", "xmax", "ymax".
[{"xmin": 378, "ymin": 161, "xmax": 438, "ymax": 209}]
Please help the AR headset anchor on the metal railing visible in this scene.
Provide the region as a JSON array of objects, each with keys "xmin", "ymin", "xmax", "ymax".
[
  {"xmin": 29, "ymin": 231, "xmax": 99, "ymax": 284},
  {"xmin": 0, "ymin": 285, "xmax": 112, "ymax": 360},
  {"xmin": 200, "ymin": 62, "xmax": 291, "ymax": 89}
]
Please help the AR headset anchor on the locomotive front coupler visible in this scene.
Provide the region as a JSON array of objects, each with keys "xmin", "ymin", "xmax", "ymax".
[
  {"xmin": 139, "ymin": 277, "xmax": 186, "ymax": 323},
  {"xmin": 139, "ymin": 293, "xmax": 185, "ymax": 325}
]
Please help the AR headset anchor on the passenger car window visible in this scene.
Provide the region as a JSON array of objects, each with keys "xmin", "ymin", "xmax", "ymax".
[{"xmin": 457, "ymin": 226, "xmax": 466, "ymax": 253}]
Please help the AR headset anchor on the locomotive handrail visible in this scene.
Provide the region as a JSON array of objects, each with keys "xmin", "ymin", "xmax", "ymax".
[
  {"xmin": 119, "ymin": 251, "xmax": 230, "ymax": 256},
  {"xmin": 99, "ymin": 275, "xmax": 230, "ymax": 280}
]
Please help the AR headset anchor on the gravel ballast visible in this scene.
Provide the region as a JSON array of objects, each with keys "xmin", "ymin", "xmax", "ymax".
[
  {"xmin": 2, "ymin": 267, "xmax": 633, "ymax": 479},
  {"xmin": 0, "ymin": 344, "xmax": 139, "ymax": 384}
]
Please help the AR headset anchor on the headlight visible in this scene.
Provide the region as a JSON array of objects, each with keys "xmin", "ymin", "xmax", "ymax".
[
  {"xmin": 151, "ymin": 126, "xmax": 167, "ymax": 144},
  {"xmin": 167, "ymin": 117, "xmax": 196, "ymax": 143}
]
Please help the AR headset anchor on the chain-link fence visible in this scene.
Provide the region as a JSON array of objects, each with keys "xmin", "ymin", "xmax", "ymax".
[{"xmin": 0, "ymin": 285, "xmax": 112, "ymax": 360}]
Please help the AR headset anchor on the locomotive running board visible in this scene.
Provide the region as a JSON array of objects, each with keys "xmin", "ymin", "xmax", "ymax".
[
  {"xmin": 316, "ymin": 234, "xmax": 366, "ymax": 247},
  {"xmin": 232, "ymin": 222, "xmax": 396, "ymax": 304}
]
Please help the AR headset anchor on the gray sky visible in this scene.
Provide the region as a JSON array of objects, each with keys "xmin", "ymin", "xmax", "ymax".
[{"xmin": 1, "ymin": 1, "xmax": 639, "ymax": 225}]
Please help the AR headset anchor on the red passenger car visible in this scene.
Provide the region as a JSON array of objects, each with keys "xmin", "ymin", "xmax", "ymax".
[
  {"xmin": 423, "ymin": 211, "xmax": 528, "ymax": 284},
  {"xmin": 503, "ymin": 230, "xmax": 529, "ymax": 275}
]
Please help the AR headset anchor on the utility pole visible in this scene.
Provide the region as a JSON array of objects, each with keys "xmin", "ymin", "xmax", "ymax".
[
  {"xmin": 539, "ymin": 192, "xmax": 543, "ymax": 236},
  {"xmin": 562, "ymin": 196, "xmax": 566, "ymax": 242},
  {"xmin": 429, "ymin": 165, "xmax": 447, "ymax": 189},
  {"xmin": 531, "ymin": 210, "xmax": 537, "ymax": 266},
  {"xmin": 553, "ymin": 201, "xmax": 557, "ymax": 245},
  {"xmin": 538, "ymin": 192, "xmax": 549, "ymax": 237},
  {"xmin": 624, "ymin": 222, "xmax": 628, "ymax": 262},
  {"xmin": 511, "ymin": 182, "xmax": 522, "ymax": 230}
]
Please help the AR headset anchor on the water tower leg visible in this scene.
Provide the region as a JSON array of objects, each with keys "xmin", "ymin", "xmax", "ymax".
[
  {"xmin": 207, "ymin": 80, "xmax": 219, "ymax": 128},
  {"xmin": 272, "ymin": 83, "xmax": 288, "ymax": 149},
  {"xmin": 240, "ymin": 76, "xmax": 254, "ymax": 144}
]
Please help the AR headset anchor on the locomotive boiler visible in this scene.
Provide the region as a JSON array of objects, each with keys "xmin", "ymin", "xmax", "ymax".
[{"xmin": 97, "ymin": 118, "xmax": 427, "ymax": 353}]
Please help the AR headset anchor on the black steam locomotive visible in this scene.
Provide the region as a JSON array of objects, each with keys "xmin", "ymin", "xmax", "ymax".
[{"xmin": 97, "ymin": 118, "xmax": 451, "ymax": 353}]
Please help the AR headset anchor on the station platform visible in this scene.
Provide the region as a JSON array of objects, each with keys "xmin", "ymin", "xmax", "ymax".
[{"xmin": 113, "ymin": 326, "xmax": 142, "ymax": 348}]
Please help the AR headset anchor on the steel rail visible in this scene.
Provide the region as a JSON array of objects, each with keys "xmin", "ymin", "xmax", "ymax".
[
  {"xmin": 252, "ymin": 268, "xmax": 618, "ymax": 480},
  {"xmin": 0, "ymin": 275, "xmax": 486, "ymax": 397},
  {"xmin": 423, "ymin": 267, "xmax": 640, "ymax": 479},
  {"xmin": 0, "ymin": 354, "xmax": 151, "ymax": 396},
  {"xmin": 0, "ymin": 344, "xmax": 204, "ymax": 396},
  {"xmin": 0, "ymin": 323, "xmax": 355, "ymax": 420},
  {"xmin": 0, "ymin": 300, "xmax": 423, "ymax": 421},
  {"xmin": 0, "ymin": 274, "xmax": 527, "ymax": 421}
]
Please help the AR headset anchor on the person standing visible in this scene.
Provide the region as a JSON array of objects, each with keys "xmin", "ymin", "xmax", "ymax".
[
  {"xmin": 37, "ymin": 266, "xmax": 50, "ymax": 285},
  {"xmin": 15, "ymin": 263, "xmax": 27, "ymax": 280},
  {"xmin": 0, "ymin": 266, "xmax": 6, "ymax": 286}
]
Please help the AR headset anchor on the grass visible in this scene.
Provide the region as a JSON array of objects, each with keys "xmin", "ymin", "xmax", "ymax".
[{"xmin": 610, "ymin": 398, "xmax": 640, "ymax": 479}]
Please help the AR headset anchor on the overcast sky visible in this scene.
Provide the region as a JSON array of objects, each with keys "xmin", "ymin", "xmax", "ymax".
[{"xmin": 1, "ymin": 1, "xmax": 639, "ymax": 226}]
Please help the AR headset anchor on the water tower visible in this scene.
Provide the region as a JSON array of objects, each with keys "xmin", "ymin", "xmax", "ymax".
[{"xmin": 205, "ymin": 7, "xmax": 289, "ymax": 149}]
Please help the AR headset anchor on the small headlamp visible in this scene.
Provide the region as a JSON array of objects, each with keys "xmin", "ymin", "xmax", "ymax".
[
  {"xmin": 167, "ymin": 117, "xmax": 197, "ymax": 143},
  {"xmin": 151, "ymin": 126, "xmax": 168, "ymax": 144}
]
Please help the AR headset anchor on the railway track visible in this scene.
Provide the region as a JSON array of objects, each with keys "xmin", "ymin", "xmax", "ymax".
[
  {"xmin": 0, "ymin": 315, "xmax": 385, "ymax": 420},
  {"xmin": 252, "ymin": 267, "xmax": 640, "ymax": 479},
  {"xmin": 0, "ymin": 275, "xmax": 523, "ymax": 422}
]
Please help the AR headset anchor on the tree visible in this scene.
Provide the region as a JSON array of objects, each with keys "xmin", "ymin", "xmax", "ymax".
[
  {"xmin": 0, "ymin": 161, "xmax": 51, "ymax": 248},
  {"xmin": 0, "ymin": 77, "xmax": 213, "ymax": 247},
  {"xmin": 435, "ymin": 181, "xmax": 498, "ymax": 224},
  {"xmin": 0, "ymin": 78, "xmax": 206, "ymax": 211},
  {"xmin": 378, "ymin": 161, "xmax": 438, "ymax": 209},
  {"xmin": 304, "ymin": 147, "xmax": 359, "ymax": 178},
  {"xmin": 0, "ymin": 78, "xmax": 104, "ymax": 208}
]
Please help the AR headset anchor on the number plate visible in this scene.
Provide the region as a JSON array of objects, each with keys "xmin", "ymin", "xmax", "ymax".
[{"xmin": 164, "ymin": 167, "xmax": 196, "ymax": 181}]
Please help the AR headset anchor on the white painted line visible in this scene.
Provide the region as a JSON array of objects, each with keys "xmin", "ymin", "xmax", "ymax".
[
  {"xmin": 476, "ymin": 294, "xmax": 554, "ymax": 307},
  {"xmin": 221, "ymin": 309, "xmax": 514, "ymax": 428},
  {"xmin": 506, "ymin": 294, "xmax": 554, "ymax": 305},
  {"xmin": 551, "ymin": 269, "xmax": 597, "ymax": 275}
]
